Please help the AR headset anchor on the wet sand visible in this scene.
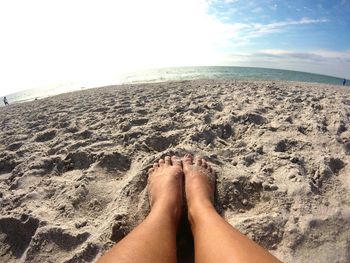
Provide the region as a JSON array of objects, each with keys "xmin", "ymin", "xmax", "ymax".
[{"xmin": 0, "ymin": 80, "xmax": 350, "ymax": 263}]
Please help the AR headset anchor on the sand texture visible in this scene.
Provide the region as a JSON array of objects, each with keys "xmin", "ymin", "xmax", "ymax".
[{"xmin": 0, "ymin": 80, "xmax": 350, "ymax": 263}]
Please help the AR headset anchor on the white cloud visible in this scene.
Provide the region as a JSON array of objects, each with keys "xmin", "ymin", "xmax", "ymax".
[
  {"xmin": 255, "ymin": 49, "xmax": 350, "ymax": 64},
  {"xmin": 209, "ymin": 17, "xmax": 329, "ymax": 48},
  {"xmin": 270, "ymin": 4, "xmax": 278, "ymax": 11},
  {"xmin": 223, "ymin": 0, "xmax": 239, "ymax": 3},
  {"xmin": 252, "ymin": 7, "xmax": 263, "ymax": 13},
  {"xmin": 246, "ymin": 17, "xmax": 328, "ymax": 38},
  {"xmin": 222, "ymin": 49, "xmax": 350, "ymax": 78}
]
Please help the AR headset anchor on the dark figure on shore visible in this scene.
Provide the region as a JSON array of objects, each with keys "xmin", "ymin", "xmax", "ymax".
[
  {"xmin": 343, "ymin": 79, "xmax": 347, "ymax": 86},
  {"xmin": 3, "ymin": 96, "xmax": 9, "ymax": 106}
]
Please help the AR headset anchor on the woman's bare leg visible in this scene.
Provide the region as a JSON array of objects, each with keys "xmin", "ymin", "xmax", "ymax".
[
  {"xmin": 183, "ymin": 154, "xmax": 282, "ymax": 263},
  {"xmin": 98, "ymin": 156, "xmax": 183, "ymax": 263}
]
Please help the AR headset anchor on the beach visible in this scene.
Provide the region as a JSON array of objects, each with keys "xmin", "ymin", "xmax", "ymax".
[{"xmin": 1, "ymin": 79, "xmax": 350, "ymax": 262}]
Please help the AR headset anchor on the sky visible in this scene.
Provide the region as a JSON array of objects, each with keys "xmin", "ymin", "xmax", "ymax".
[{"xmin": 0, "ymin": 0, "xmax": 349, "ymax": 96}]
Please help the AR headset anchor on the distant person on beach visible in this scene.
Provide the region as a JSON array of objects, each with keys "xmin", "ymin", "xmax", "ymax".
[
  {"xmin": 98, "ymin": 154, "xmax": 282, "ymax": 263},
  {"xmin": 343, "ymin": 79, "xmax": 347, "ymax": 86},
  {"xmin": 3, "ymin": 96, "xmax": 9, "ymax": 106}
]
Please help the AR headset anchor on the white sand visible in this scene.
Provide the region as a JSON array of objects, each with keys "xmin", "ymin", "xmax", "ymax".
[{"xmin": 0, "ymin": 80, "xmax": 349, "ymax": 263}]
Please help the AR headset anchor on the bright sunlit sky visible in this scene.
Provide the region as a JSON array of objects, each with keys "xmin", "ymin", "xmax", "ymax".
[{"xmin": 0, "ymin": 0, "xmax": 350, "ymax": 96}]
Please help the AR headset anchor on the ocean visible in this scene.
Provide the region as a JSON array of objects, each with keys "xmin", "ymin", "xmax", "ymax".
[{"xmin": 3, "ymin": 66, "xmax": 348, "ymax": 105}]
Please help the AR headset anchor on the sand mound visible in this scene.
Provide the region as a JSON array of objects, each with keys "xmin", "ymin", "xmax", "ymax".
[{"xmin": 0, "ymin": 80, "xmax": 349, "ymax": 262}]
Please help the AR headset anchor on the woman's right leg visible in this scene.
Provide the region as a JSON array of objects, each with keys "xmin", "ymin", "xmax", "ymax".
[
  {"xmin": 183, "ymin": 154, "xmax": 282, "ymax": 263},
  {"xmin": 97, "ymin": 156, "xmax": 183, "ymax": 263}
]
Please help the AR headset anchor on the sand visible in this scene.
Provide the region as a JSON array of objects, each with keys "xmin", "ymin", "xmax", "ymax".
[{"xmin": 0, "ymin": 80, "xmax": 350, "ymax": 263}]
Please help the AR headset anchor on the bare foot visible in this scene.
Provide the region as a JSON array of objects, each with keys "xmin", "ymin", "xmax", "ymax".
[
  {"xmin": 147, "ymin": 156, "xmax": 183, "ymax": 224},
  {"xmin": 182, "ymin": 154, "xmax": 216, "ymax": 221}
]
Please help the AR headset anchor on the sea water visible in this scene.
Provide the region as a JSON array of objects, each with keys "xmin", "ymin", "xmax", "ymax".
[{"xmin": 3, "ymin": 66, "xmax": 348, "ymax": 104}]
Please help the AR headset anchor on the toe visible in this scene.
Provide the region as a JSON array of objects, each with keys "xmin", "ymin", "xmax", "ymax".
[
  {"xmin": 159, "ymin": 158, "xmax": 165, "ymax": 166},
  {"xmin": 171, "ymin": 155, "xmax": 182, "ymax": 166},
  {"xmin": 165, "ymin": 156, "xmax": 171, "ymax": 165},
  {"xmin": 183, "ymin": 153, "xmax": 194, "ymax": 166},
  {"xmin": 148, "ymin": 168, "xmax": 154, "ymax": 174},
  {"xmin": 202, "ymin": 158, "xmax": 208, "ymax": 168},
  {"xmin": 194, "ymin": 156, "xmax": 202, "ymax": 166},
  {"xmin": 153, "ymin": 162, "xmax": 159, "ymax": 169}
]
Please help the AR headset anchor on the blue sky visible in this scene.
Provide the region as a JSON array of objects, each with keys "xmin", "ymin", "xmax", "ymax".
[
  {"xmin": 211, "ymin": 0, "xmax": 350, "ymax": 51},
  {"xmin": 0, "ymin": 0, "xmax": 349, "ymax": 96},
  {"xmin": 207, "ymin": 0, "xmax": 350, "ymax": 77}
]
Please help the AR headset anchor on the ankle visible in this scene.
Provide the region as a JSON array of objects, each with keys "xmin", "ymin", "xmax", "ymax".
[
  {"xmin": 187, "ymin": 200, "xmax": 215, "ymax": 226},
  {"xmin": 151, "ymin": 201, "xmax": 182, "ymax": 225}
]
